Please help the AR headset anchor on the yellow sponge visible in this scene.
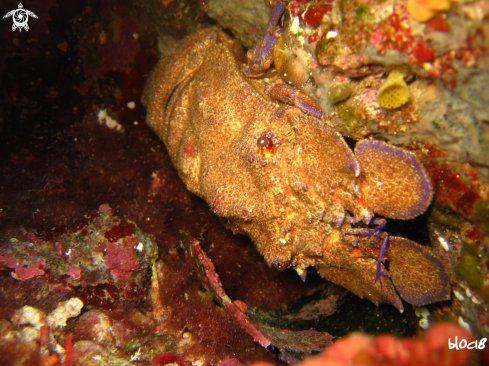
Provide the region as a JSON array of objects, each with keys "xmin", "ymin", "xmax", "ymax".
[
  {"xmin": 377, "ymin": 70, "xmax": 410, "ymax": 109},
  {"xmin": 407, "ymin": 0, "xmax": 451, "ymax": 22}
]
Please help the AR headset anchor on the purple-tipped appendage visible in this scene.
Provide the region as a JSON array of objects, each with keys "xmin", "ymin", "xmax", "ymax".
[
  {"xmin": 266, "ymin": 81, "xmax": 324, "ymax": 118},
  {"xmin": 242, "ymin": 2, "xmax": 286, "ymax": 77},
  {"xmin": 355, "ymin": 139, "xmax": 433, "ymax": 220},
  {"xmin": 295, "ymin": 94, "xmax": 324, "ymax": 118},
  {"xmin": 375, "ymin": 233, "xmax": 389, "ymax": 285},
  {"xmin": 387, "ymin": 237, "xmax": 450, "ymax": 305}
]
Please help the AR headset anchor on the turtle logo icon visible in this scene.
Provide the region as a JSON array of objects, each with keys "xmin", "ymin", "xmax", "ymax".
[{"xmin": 3, "ymin": 3, "xmax": 38, "ymax": 32}]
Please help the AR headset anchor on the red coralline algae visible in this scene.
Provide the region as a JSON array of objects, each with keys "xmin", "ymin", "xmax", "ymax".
[
  {"xmin": 62, "ymin": 335, "xmax": 74, "ymax": 366},
  {"xmin": 152, "ymin": 353, "xmax": 192, "ymax": 366},
  {"xmin": 371, "ymin": 12, "xmax": 436, "ymax": 67},
  {"xmin": 0, "ymin": 204, "xmax": 157, "ymax": 312},
  {"xmin": 67, "ymin": 267, "xmax": 82, "ymax": 280},
  {"xmin": 465, "ymin": 226, "xmax": 480, "ymax": 242},
  {"xmin": 0, "ymin": 251, "xmax": 45, "ymax": 280},
  {"xmin": 423, "ymin": 162, "xmax": 482, "ymax": 218},
  {"xmin": 20, "ymin": 229, "xmax": 45, "ymax": 246},
  {"xmin": 287, "ymin": 0, "xmax": 334, "ymax": 24},
  {"xmin": 308, "ymin": 29, "xmax": 322, "ymax": 44},
  {"xmin": 426, "ymin": 13, "xmax": 451, "ymax": 33},
  {"xmin": 360, "ymin": 5, "xmax": 461, "ymax": 78},
  {"xmin": 412, "ymin": 38, "xmax": 435, "ymax": 64},
  {"xmin": 105, "ymin": 238, "xmax": 138, "ymax": 279},
  {"xmin": 301, "ymin": 3, "xmax": 332, "ymax": 26},
  {"xmin": 373, "ymin": 12, "xmax": 414, "ymax": 54},
  {"xmin": 369, "ymin": 28, "xmax": 385, "ymax": 47},
  {"xmin": 434, "ymin": 169, "xmax": 482, "ymax": 217},
  {"xmin": 104, "ymin": 219, "xmax": 136, "ymax": 242},
  {"xmin": 414, "ymin": 142, "xmax": 483, "ymax": 219},
  {"xmin": 217, "ymin": 357, "xmax": 243, "ymax": 366},
  {"xmin": 288, "ymin": 0, "xmax": 310, "ymax": 17}
]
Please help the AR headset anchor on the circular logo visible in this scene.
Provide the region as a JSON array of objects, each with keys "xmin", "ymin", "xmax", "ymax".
[{"xmin": 3, "ymin": 3, "xmax": 38, "ymax": 32}]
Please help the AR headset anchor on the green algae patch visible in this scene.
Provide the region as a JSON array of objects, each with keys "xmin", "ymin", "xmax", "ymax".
[
  {"xmin": 334, "ymin": 99, "xmax": 367, "ymax": 134},
  {"xmin": 473, "ymin": 200, "xmax": 489, "ymax": 233},
  {"xmin": 328, "ymin": 81, "xmax": 353, "ymax": 104},
  {"xmin": 356, "ymin": 4, "xmax": 368, "ymax": 19},
  {"xmin": 455, "ymin": 243, "xmax": 484, "ymax": 288}
]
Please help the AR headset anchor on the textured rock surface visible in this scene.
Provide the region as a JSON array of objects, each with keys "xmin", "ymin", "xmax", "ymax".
[{"xmin": 205, "ymin": 0, "xmax": 272, "ymax": 48}]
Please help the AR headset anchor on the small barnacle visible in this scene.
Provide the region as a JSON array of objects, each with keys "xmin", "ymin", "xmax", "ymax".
[
  {"xmin": 458, "ymin": 316, "xmax": 471, "ymax": 331},
  {"xmin": 415, "ymin": 306, "xmax": 430, "ymax": 318},
  {"xmin": 377, "ymin": 70, "xmax": 410, "ymax": 109},
  {"xmin": 437, "ymin": 235, "xmax": 450, "ymax": 251},
  {"xmin": 290, "ymin": 15, "xmax": 302, "ymax": 35},
  {"xmin": 281, "ymin": 53, "xmax": 309, "ymax": 88},
  {"xmin": 419, "ymin": 317, "xmax": 430, "ymax": 329},
  {"xmin": 471, "ymin": 295, "xmax": 482, "ymax": 304},
  {"xmin": 453, "ymin": 289, "xmax": 464, "ymax": 301},
  {"xmin": 273, "ymin": 36, "xmax": 309, "ymax": 88}
]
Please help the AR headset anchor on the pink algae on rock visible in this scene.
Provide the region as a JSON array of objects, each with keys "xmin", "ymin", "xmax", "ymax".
[
  {"xmin": 0, "ymin": 251, "xmax": 45, "ymax": 280},
  {"xmin": 0, "ymin": 204, "xmax": 157, "ymax": 310},
  {"xmin": 152, "ymin": 352, "xmax": 193, "ymax": 366},
  {"xmin": 105, "ymin": 236, "xmax": 139, "ymax": 279}
]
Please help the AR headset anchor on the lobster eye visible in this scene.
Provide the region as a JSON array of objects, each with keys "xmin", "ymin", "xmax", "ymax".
[{"xmin": 257, "ymin": 136, "xmax": 273, "ymax": 149}]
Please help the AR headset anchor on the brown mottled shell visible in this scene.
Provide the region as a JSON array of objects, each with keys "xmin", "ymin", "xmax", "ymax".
[{"xmin": 143, "ymin": 27, "xmax": 449, "ymax": 311}]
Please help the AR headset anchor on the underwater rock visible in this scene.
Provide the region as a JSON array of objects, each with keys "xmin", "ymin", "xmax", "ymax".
[
  {"xmin": 0, "ymin": 204, "xmax": 158, "ymax": 310},
  {"xmin": 204, "ymin": 0, "xmax": 272, "ymax": 48}
]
